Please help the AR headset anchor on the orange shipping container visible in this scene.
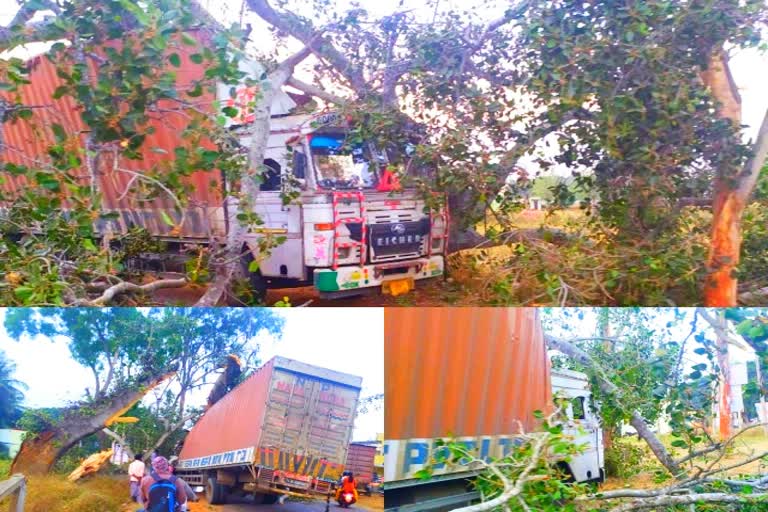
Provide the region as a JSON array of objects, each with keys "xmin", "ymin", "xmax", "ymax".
[
  {"xmin": 384, "ymin": 308, "xmax": 552, "ymax": 484},
  {"xmin": 0, "ymin": 31, "xmax": 225, "ymax": 239},
  {"xmin": 178, "ymin": 356, "xmax": 363, "ymax": 484}
]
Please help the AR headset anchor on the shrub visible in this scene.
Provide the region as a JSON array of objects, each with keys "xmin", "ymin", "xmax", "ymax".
[{"xmin": 604, "ymin": 439, "xmax": 648, "ymax": 479}]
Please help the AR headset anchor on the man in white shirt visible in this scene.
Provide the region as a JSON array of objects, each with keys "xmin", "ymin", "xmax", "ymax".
[{"xmin": 128, "ymin": 453, "xmax": 146, "ymax": 504}]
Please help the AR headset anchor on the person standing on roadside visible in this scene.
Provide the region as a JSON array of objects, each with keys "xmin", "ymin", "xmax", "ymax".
[{"xmin": 128, "ymin": 453, "xmax": 146, "ymax": 505}]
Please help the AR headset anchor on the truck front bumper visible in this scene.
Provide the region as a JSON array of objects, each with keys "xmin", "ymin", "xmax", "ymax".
[{"xmin": 314, "ymin": 256, "xmax": 444, "ymax": 295}]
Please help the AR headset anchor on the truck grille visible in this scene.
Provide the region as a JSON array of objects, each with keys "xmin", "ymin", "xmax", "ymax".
[
  {"xmin": 369, "ymin": 219, "xmax": 430, "ymax": 260},
  {"xmin": 258, "ymin": 468, "xmax": 275, "ymax": 484}
]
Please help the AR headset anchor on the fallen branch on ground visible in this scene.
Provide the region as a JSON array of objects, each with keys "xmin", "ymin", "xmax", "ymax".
[{"xmin": 77, "ymin": 278, "xmax": 187, "ymax": 306}]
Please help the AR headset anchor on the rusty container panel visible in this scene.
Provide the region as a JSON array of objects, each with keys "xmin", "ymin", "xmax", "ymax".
[
  {"xmin": 385, "ymin": 307, "xmax": 552, "ymax": 439},
  {"xmin": 0, "ymin": 32, "xmax": 226, "ymax": 239},
  {"xmin": 179, "ymin": 357, "xmax": 363, "ymax": 483},
  {"xmin": 345, "ymin": 443, "xmax": 377, "ymax": 485},
  {"xmin": 258, "ymin": 360, "xmax": 362, "ymax": 482}
]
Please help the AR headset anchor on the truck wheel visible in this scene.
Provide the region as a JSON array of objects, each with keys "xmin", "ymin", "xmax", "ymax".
[
  {"xmin": 262, "ymin": 493, "xmax": 279, "ymax": 505},
  {"xmin": 206, "ymin": 476, "xmax": 228, "ymax": 505},
  {"xmin": 239, "ymin": 253, "xmax": 268, "ymax": 303}
]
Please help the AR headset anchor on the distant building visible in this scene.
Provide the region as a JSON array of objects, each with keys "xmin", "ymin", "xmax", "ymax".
[{"xmin": 0, "ymin": 429, "xmax": 25, "ymax": 458}]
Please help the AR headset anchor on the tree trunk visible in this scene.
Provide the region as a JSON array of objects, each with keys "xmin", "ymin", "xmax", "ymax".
[
  {"xmin": 714, "ymin": 311, "xmax": 732, "ymax": 439},
  {"xmin": 701, "ymin": 51, "xmax": 749, "ymax": 306},
  {"xmin": 195, "ymin": 55, "xmax": 306, "ymax": 306},
  {"xmin": 11, "ymin": 372, "xmax": 173, "ymax": 475}
]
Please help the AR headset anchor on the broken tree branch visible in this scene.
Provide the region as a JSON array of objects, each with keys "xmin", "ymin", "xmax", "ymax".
[
  {"xmin": 245, "ymin": 0, "xmax": 367, "ymax": 93},
  {"xmin": 544, "ymin": 333, "xmax": 683, "ymax": 477},
  {"xmin": 78, "ymin": 278, "xmax": 187, "ymax": 306},
  {"xmin": 286, "ymin": 76, "xmax": 347, "ymax": 105}
]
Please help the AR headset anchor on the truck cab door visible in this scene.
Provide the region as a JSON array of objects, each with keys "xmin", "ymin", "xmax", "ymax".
[{"xmin": 564, "ymin": 395, "xmax": 603, "ymax": 482}]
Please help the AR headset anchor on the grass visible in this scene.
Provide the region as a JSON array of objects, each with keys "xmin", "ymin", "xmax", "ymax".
[
  {"xmin": 0, "ymin": 474, "xmax": 128, "ymax": 512},
  {"xmin": 0, "ymin": 459, "xmax": 10, "ymax": 479},
  {"xmin": 602, "ymin": 428, "xmax": 768, "ymax": 492}
]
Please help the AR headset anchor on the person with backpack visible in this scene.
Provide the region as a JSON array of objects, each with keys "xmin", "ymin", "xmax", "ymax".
[{"xmin": 139, "ymin": 456, "xmax": 187, "ymax": 512}]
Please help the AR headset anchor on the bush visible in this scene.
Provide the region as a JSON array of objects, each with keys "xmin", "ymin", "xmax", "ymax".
[
  {"xmin": 740, "ymin": 201, "xmax": 768, "ymax": 291},
  {"xmin": 604, "ymin": 439, "xmax": 648, "ymax": 479},
  {"xmin": 0, "ymin": 459, "xmax": 10, "ymax": 479},
  {"xmin": 458, "ymin": 208, "xmax": 710, "ymax": 306}
]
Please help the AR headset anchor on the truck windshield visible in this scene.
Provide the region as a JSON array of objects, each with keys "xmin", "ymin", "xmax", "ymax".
[{"xmin": 309, "ymin": 134, "xmax": 378, "ymax": 189}]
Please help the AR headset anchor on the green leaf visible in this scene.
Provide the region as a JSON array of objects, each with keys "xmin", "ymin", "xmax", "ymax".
[
  {"xmin": 169, "ymin": 53, "xmax": 181, "ymax": 67},
  {"xmin": 248, "ymin": 260, "xmax": 259, "ymax": 273},
  {"xmin": 118, "ymin": 0, "xmax": 150, "ymax": 25},
  {"xmin": 190, "ymin": 53, "xmax": 204, "ymax": 64},
  {"xmin": 52, "ymin": 85, "xmax": 68, "ymax": 99},
  {"xmin": 51, "ymin": 123, "xmax": 67, "ymax": 142},
  {"xmin": 160, "ymin": 211, "xmax": 175, "ymax": 227},
  {"xmin": 222, "ymin": 106, "xmax": 238, "ymax": 118},
  {"xmin": 82, "ymin": 238, "xmax": 98, "ymax": 252},
  {"xmin": 187, "ymin": 83, "xmax": 203, "ymax": 97},
  {"xmin": 671, "ymin": 440, "xmax": 688, "ymax": 448},
  {"xmin": 13, "ymin": 286, "xmax": 34, "ymax": 302}
]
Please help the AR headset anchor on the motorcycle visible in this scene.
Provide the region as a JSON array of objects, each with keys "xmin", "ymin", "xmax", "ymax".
[{"xmin": 338, "ymin": 491, "xmax": 356, "ymax": 508}]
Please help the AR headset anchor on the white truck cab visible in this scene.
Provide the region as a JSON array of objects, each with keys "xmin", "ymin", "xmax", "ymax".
[
  {"xmin": 551, "ymin": 368, "xmax": 605, "ymax": 483},
  {"xmin": 221, "ymin": 67, "xmax": 447, "ymax": 300}
]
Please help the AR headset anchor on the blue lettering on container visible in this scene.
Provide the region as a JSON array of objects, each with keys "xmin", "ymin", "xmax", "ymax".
[
  {"xmin": 480, "ymin": 439, "xmax": 491, "ymax": 462},
  {"xmin": 459, "ymin": 441, "xmax": 476, "ymax": 465},
  {"xmin": 432, "ymin": 445, "xmax": 450, "ymax": 470},
  {"xmin": 403, "ymin": 442, "xmax": 428, "ymax": 473},
  {"xmin": 498, "ymin": 438, "xmax": 514, "ymax": 457}
]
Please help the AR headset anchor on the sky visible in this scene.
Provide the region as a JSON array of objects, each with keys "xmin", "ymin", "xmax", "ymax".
[
  {"xmin": 2, "ymin": 0, "xmax": 766, "ymax": 181},
  {"xmin": 0, "ymin": 308, "xmax": 384, "ymax": 441},
  {"xmin": 543, "ymin": 307, "xmax": 758, "ymax": 371}
]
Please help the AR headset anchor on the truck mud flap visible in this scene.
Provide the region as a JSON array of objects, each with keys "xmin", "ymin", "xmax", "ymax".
[{"xmin": 385, "ymin": 491, "xmax": 480, "ymax": 512}]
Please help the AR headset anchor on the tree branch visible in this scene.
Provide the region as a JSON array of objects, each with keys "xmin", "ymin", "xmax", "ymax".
[
  {"xmin": 286, "ymin": 76, "xmax": 347, "ymax": 105},
  {"xmin": 612, "ymin": 492, "xmax": 768, "ymax": 512},
  {"xmin": 245, "ymin": 0, "xmax": 367, "ymax": 93},
  {"xmin": 102, "ymin": 427, "xmax": 134, "ymax": 459},
  {"xmin": 79, "ymin": 278, "xmax": 187, "ymax": 306}
]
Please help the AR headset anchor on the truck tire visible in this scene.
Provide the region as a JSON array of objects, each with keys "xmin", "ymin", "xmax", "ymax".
[
  {"xmin": 253, "ymin": 492, "xmax": 279, "ymax": 505},
  {"xmin": 206, "ymin": 476, "xmax": 228, "ymax": 505},
  {"xmin": 263, "ymin": 493, "xmax": 279, "ymax": 505},
  {"xmin": 239, "ymin": 253, "xmax": 268, "ymax": 303}
]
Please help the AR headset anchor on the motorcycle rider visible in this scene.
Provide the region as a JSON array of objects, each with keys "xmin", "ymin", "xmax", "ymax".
[{"xmin": 336, "ymin": 471, "xmax": 358, "ymax": 506}]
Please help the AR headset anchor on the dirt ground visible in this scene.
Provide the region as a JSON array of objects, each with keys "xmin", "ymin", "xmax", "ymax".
[
  {"xmin": 150, "ymin": 273, "xmax": 480, "ymax": 307},
  {"xmin": 601, "ymin": 429, "xmax": 768, "ymax": 492}
]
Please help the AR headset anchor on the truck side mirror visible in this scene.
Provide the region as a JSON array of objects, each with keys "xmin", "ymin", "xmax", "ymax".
[{"xmin": 293, "ymin": 151, "xmax": 306, "ymax": 179}]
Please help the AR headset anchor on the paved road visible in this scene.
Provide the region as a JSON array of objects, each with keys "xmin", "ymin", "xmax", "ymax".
[{"xmin": 214, "ymin": 496, "xmax": 362, "ymax": 512}]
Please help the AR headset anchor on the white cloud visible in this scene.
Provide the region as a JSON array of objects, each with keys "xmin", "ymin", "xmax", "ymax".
[{"xmin": 0, "ymin": 308, "xmax": 383, "ymax": 441}]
